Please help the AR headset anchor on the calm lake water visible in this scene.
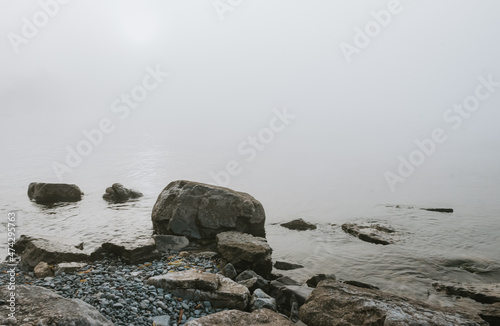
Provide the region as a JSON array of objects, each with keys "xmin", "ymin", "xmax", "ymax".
[{"xmin": 1, "ymin": 114, "xmax": 499, "ymax": 308}]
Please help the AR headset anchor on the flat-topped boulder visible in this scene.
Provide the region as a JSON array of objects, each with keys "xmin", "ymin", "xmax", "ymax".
[
  {"xmin": 0, "ymin": 285, "xmax": 112, "ymax": 325},
  {"xmin": 217, "ymin": 231, "xmax": 273, "ymax": 276},
  {"xmin": 91, "ymin": 238, "xmax": 160, "ymax": 264},
  {"xmin": 432, "ymin": 281, "xmax": 500, "ymax": 304},
  {"xmin": 300, "ymin": 280, "xmax": 488, "ymax": 325},
  {"xmin": 341, "ymin": 223, "xmax": 398, "ymax": 245},
  {"xmin": 148, "ymin": 270, "xmax": 250, "ymax": 310},
  {"xmin": 148, "ymin": 269, "xmax": 220, "ymax": 291},
  {"xmin": 19, "ymin": 237, "xmax": 89, "ymax": 271},
  {"xmin": 28, "ymin": 182, "xmax": 83, "ymax": 204},
  {"xmin": 151, "ymin": 180, "xmax": 266, "ymax": 240},
  {"xmin": 102, "ymin": 183, "xmax": 143, "ymax": 202},
  {"xmin": 185, "ymin": 308, "xmax": 295, "ymax": 326},
  {"xmin": 154, "ymin": 235, "xmax": 190, "ymax": 252}
]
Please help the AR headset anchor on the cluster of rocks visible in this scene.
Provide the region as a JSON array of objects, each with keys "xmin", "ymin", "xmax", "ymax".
[
  {"xmin": 28, "ymin": 182, "xmax": 142, "ymax": 205},
  {"xmin": 10, "ymin": 180, "xmax": 498, "ymax": 325}
]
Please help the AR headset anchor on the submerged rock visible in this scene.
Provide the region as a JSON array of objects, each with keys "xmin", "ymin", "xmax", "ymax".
[
  {"xmin": 300, "ymin": 280, "xmax": 487, "ymax": 325},
  {"xmin": 0, "ymin": 285, "xmax": 113, "ymax": 325},
  {"xmin": 280, "ymin": 218, "xmax": 316, "ymax": 231},
  {"xmin": 28, "ymin": 182, "xmax": 83, "ymax": 204},
  {"xmin": 432, "ymin": 282, "xmax": 500, "ymax": 304},
  {"xmin": 151, "ymin": 180, "xmax": 266, "ymax": 240},
  {"xmin": 341, "ymin": 223, "xmax": 397, "ymax": 245},
  {"xmin": 102, "ymin": 183, "xmax": 143, "ymax": 202},
  {"xmin": 217, "ymin": 231, "xmax": 273, "ymax": 276},
  {"xmin": 422, "ymin": 208, "xmax": 454, "ymax": 213},
  {"xmin": 185, "ymin": 309, "xmax": 295, "ymax": 326}
]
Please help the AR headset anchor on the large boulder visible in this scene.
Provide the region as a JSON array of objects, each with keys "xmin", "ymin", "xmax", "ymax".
[
  {"xmin": 151, "ymin": 180, "xmax": 266, "ymax": 239},
  {"xmin": 102, "ymin": 183, "xmax": 143, "ymax": 202},
  {"xmin": 28, "ymin": 182, "xmax": 83, "ymax": 204},
  {"xmin": 185, "ymin": 309, "xmax": 295, "ymax": 326},
  {"xmin": 19, "ymin": 237, "xmax": 89, "ymax": 271},
  {"xmin": 299, "ymin": 279, "xmax": 488, "ymax": 325},
  {"xmin": 217, "ymin": 231, "xmax": 273, "ymax": 276},
  {"xmin": 148, "ymin": 270, "xmax": 250, "ymax": 310},
  {"xmin": 0, "ymin": 285, "xmax": 113, "ymax": 325}
]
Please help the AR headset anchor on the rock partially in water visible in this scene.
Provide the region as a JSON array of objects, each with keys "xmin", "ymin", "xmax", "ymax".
[
  {"xmin": 280, "ymin": 218, "xmax": 317, "ymax": 231},
  {"xmin": 341, "ymin": 223, "xmax": 397, "ymax": 245},
  {"xmin": 149, "ymin": 271, "xmax": 250, "ymax": 310},
  {"xmin": 185, "ymin": 308, "xmax": 295, "ymax": 326},
  {"xmin": 306, "ymin": 273, "xmax": 336, "ymax": 288},
  {"xmin": 343, "ymin": 280, "xmax": 379, "ymax": 290},
  {"xmin": 0, "ymin": 285, "xmax": 113, "ymax": 325},
  {"xmin": 154, "ymin": 234, "xmax": 190, "ymax": 252},
  {"xmin": 102, "ymin": 183, "xmax": 143, "ymax": 202},
  {"xmin": 14, "ymin": 234, "xmax": 84, "ymax": 254},
  {"xmin": 217, "ymin": 231, "xmax": 273, "ymax": 276},
  {"xmin": 274, "ymin": 261, "xmax": 304, "ymax": 271},
  {"xmin": 152, "ymin": 180, "xmax": 266, "ymax": 240},
  {"xmin": 91, "ymin": 238, "xmax": 161, "ymax": 264},
  {"xmin": 19, "ymin": 237, "xmax": 89, "ymax": 271},
  {"xmin": 300, "ymin": 280, "xmax": 488, "ymax": 325},
  {"xmin": 432, "ymin": 282, "xmax": 500, "ymax": 304},
  {"xmin": 27, "ymin": 182, "xmax": 83, "ymax": 204},
  {"xmin": 422, "ymin": 208, "xmax": 454, "ymax": 213}
]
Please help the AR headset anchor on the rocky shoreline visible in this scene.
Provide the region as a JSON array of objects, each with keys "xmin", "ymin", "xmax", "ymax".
[{"xmin": 0, "ymin": 180, "xmax": 498, "ymax": 325}]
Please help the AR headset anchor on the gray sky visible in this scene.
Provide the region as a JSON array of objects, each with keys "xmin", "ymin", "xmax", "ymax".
[{"xmin": 1, "ymin": 0, "xmax": 500, "ymax": 210}]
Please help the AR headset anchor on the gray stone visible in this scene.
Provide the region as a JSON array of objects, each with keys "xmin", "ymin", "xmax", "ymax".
[
  {"xmin": 421, "ymin": 208, "xmax": 453, "ymax": 213},
  {"xmin": 151, "ymin": 180, "xmax": 266, "ymax": 239},
  {"xmin": 479, "ymin": 303, "xmax": 500, "ymax": 325},
  {"xmin": 0, "ymin": 285, "xmax": 112, "ymax": 325},
  {"xmin": 185, "ymin": 308, "xmax": 295, "ymax": 326},
  {"xmin": 220, "ymin": 263, "xmax": 237, "ymax": 280},
  {"xmin": 19, "ymin": 238, "xmax": 89, "ymax": 271},
  {"xmin": 34, "ymin": 261, "xmax": 53, "ymax": 278},
  {"xmin": 341, "ymin": 222, "xmax": 398, "ymax": 245},
  {"xmin": 236, "ymin": 270, "xmax": 269, "ymax": 293},
  {"xmin": 280, "ymin": 218, "xmax": 316, "ymax": 231},
  {"xmin": 152, "ymin": 315, "xmax": 171, "ymax": 326},
  {"xmin": 432, "ymin": 281, "xmax": 500, "ymax": 304},
  {"xmin": 102, "ymin": 183, "xmax": 143, "ymax": 202},
  {"xmin": 55, "ymin": 262, "xmax": 87, "ymax": 276},
  {"xmin": 217, "ymin": 231, "xmax": 272, "ymax": 276},
  {"xmin": 300, "ymin": 280, "xmax": 488, "ymax": 325},
  {"xmin": 250, "ymin": 289, "xmax": 277, "ymax": 312},
  {"xmin": 28, "ymin": 182, "xmax": 83, "ymax": 204},
  {"xmin": 154, "ymin": 235, "xmax": 190, "ymax": 252},
  {"xmin": 92, "ymin": 238, "xmax": 161, "ymax": 264}
]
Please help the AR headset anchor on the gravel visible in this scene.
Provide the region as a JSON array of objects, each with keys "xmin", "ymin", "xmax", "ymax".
[{"xmin": 0, "ymin": 252, "xmax": 224, "ymax": 326}]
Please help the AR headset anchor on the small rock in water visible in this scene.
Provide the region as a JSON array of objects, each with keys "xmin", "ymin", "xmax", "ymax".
[
  {"xmin": 421, "ymin": 208, "xmax": 453, "ymax": 213},
  {"xmin": 280, "ymin": 218, "xmax": 317, "ymax": 231},
  {"xmin": 306, "ymin": 274, "xmax": 336, "ymax": 288}
]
